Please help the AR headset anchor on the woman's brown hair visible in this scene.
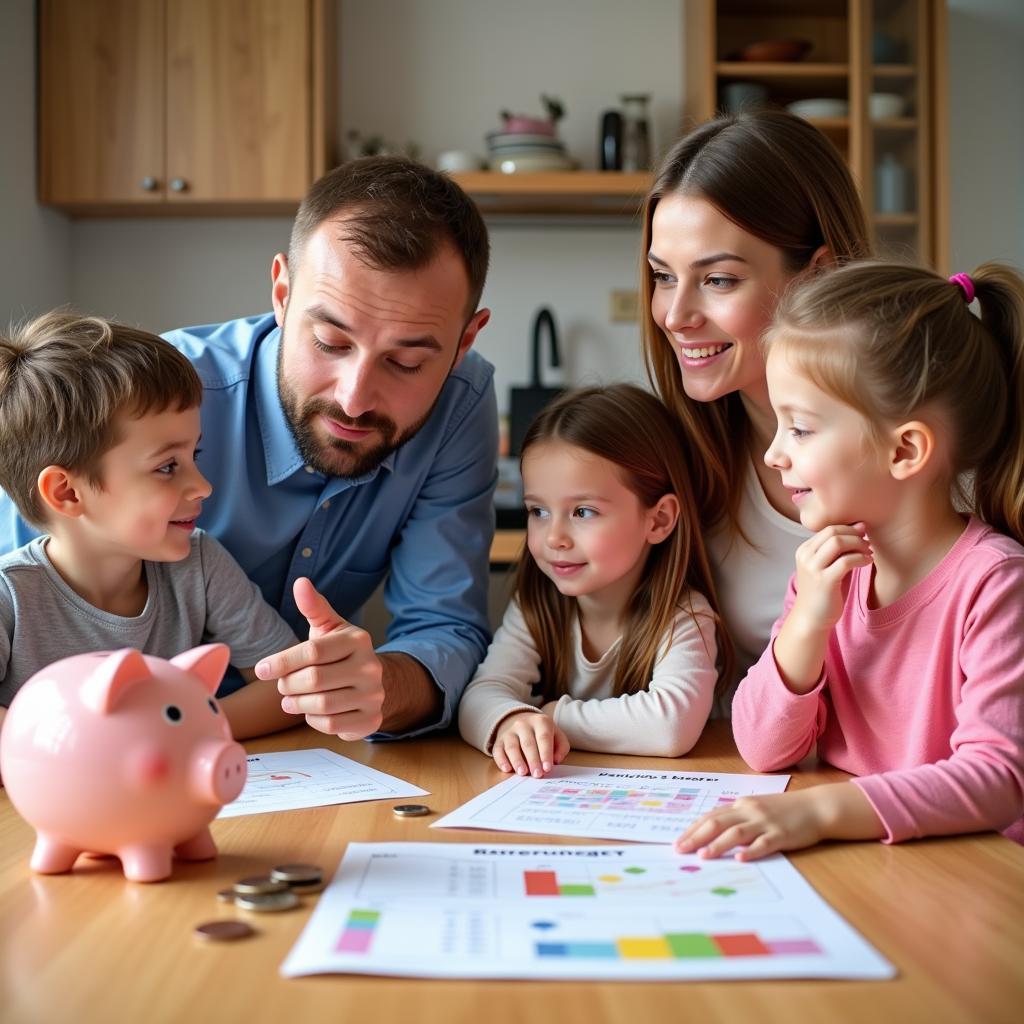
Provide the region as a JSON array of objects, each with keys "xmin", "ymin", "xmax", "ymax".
[
  {"xmin": 769, "ymin": 260, "xmax": 1024, "ymax": 545},
  {"xmin": 513, "ymin": 384, "xmax": 731, "ymax": 699},
  {"xmin": 640, "ymin": 110, "xmax": 871, "ymax": 538}
]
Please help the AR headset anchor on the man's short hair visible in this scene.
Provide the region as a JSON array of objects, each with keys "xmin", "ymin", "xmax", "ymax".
[
  {"xmin": 0, "ymin": 311, "xmax": 203, "ymax": 525},
  {"xmin": 288, "ymin": 156, "xmax": 490, "ymax": 317}
]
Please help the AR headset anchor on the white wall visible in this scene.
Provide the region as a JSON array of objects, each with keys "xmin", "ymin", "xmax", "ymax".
[
  {"xmin": 2, "ymin": 0, "xmax": 1022, "ymax": 382},
  {"xmin": 945, "ymin": 0, "xmax": 1024, "ymax": 270},
  {"xmin": 0, "ymin": 0, "xmax": 71, "ymax": 325}
]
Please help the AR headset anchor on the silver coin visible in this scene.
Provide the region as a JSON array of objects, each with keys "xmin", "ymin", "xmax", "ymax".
[
  {"xmin": 287, "ymin": 879, "xmax": 325, "ymax": 895},
  {"xmin": 392, "ymin": 803, "xmax": 430, "ymax": 818},
  {"xmin": 234, "ymin": 890, "xmax": 300, "ymax": 913},
  {"xmin": 216, "ymin": 888, "xmax": 238, "ymax": 904},
  {"xmin": 233, "ymin": 875, "xmax": 289, "ymax": 895},
  {"xmin": 270, "ymin": 863, "xmax": 323, "ymax": 885},
  {"xmin": 193, "ymin": 920, "xmax": 255, "ymax": 942}
]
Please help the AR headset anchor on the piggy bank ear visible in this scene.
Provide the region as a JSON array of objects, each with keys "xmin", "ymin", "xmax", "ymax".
[
  {"xmin": 170, "ymin": 644, "xmax": 231, "ymax": 695},
  {"xmin": 81, "ymin": 648, "xmax": 151, "ymax": 714}
]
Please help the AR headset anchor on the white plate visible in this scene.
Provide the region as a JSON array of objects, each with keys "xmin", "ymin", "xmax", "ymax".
[
  {"xmin": 489, "ymin": 154, "xmax": 574, "ymax": 173},
  {"xmin": 786, "ymin": 98, "xmax": 849, "ymax": 119},
  {"xmin": 485, "ymin": 131, "xmax": 560, "ymax": 146}
]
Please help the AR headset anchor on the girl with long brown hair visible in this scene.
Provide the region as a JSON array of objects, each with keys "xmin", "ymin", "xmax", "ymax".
[{"xmin": 459, "ymin": 384, "xmax": 728, "ymax": 774}]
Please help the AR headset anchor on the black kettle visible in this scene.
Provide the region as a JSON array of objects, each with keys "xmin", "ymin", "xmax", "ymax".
[{"xmin": 508, "ymin": 307, "xmax": 564, "ymax": 456}]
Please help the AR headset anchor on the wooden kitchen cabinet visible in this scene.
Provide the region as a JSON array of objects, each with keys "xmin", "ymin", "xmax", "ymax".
[
  {"xmin": 38, "ymin": 0, "xmax": 336, "ymax": 212},
  {"xmin": 684, "ymin": 0, "xmax": 948, "ymax": 269}
]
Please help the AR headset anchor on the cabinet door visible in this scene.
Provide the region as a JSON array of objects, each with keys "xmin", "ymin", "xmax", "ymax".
[
  {"xmin": 39, "ymin": 0, "xmax": 165, "ymax": 205},
  {"xmin": 165, "ymin": 0, "xmax": 313, "ymax": 202}
]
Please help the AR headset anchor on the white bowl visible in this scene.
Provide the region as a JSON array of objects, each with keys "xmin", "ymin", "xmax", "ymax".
[
  {"xmin": 437, "ymin": 150, "xmax": 483, "ymax": 173},
  {"xmin": 786, "ymin": 98, "xmax": 849, "ymax": 119},
  {"xmin": 869, "ymin": 93, "xmax": 906, "ymax": 119},
  {"xmin": 485, "ymin": 131, "xmax": 564, "ymax": 147},
  {"xmin": 489, "ymin": 154, "xmax": 574, "ymax": 174}
]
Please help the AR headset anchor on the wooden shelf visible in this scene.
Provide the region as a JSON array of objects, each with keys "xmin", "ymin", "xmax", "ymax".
[
  {"xmin": 448, "ymin": 171, "xmax": 653, "ymax": 216},
  {"xmin": 716, "ymin": 61, "xmax": 849, "ymax": 78}
]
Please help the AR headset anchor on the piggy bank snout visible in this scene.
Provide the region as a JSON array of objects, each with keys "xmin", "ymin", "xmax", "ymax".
[{"xmin": 191, "ymin": 740, "xmax": 247, "ymax": 805}]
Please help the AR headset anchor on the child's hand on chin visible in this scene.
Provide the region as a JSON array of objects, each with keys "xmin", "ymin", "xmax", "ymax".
[
  {"xmin": 492, "ymin": 710, "xmax": 570, "ymax": 778},
  {"xmin": 673, "ymin": 790, "xmax": 832, "ymax": 861}
]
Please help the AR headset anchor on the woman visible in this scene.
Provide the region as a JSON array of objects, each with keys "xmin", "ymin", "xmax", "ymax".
[{"xmin": 640, "ymin": 110, "xmax": 871, "ymax": 704}]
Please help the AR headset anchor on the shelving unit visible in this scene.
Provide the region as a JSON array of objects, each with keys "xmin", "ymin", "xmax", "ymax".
[{"xmin": 684, "ymin": 0, "xmax": 948, "ymax": 269}]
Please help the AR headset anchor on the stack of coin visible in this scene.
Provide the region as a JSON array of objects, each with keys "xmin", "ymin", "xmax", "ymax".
[
  {"xmin": 270, "ymin": 863, "xmax": 325, "ymax": 895},
  {"xmin": 231, "ymin": 874, "xmax": 299, "ymax": 912}
]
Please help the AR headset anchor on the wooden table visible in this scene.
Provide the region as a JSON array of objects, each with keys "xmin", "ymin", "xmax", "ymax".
[
  {"xmin": 2, "ymin": 722, "xmax": 1023, "ymax": 1024},
  {"xmin": 490, "ymin": 528, "xmax": 525, "ymax": 567}
]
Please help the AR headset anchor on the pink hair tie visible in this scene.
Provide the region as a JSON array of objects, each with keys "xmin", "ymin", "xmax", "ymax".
[{"xmin": 948, "ymin": 272, "xmax": 975, "ymax": 303}]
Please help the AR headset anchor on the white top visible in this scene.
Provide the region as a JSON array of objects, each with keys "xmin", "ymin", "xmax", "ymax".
[
  {"xmin": 457, "ymin": 593, "xmax": 718, "ymax": 758},
  {"xmin": 707, "ymin": 458, "xmax": 810, "ymax": 712}
]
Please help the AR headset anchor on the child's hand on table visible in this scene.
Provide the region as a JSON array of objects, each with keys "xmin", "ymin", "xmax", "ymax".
[
  {"xmin": 674, "ymin": 784, "xmax": 884, "ymax": 861},
  {"xmin": 492, "ymin": 710, "xmax": 569, "ymax": 778}
]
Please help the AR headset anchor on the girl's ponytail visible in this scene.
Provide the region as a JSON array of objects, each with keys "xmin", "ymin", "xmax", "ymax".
[{"xmin": 971, "ymin": 262, "xmax": 1024, "ymax": 545}]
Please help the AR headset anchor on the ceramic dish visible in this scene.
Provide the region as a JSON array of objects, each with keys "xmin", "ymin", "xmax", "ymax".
[
  {"xmin": 489, "ymin": 154, "xmax": 573, "ymax": 174},
  {"xmin": 869, "ymin": 93, "xmax": 906, "ymax": 119},
  {"xmin": 488, "ymin": 139, "xmax": 566, "ymax": 153},
  {"xmin": 738, "ymin": 39, "xmax": 811, "ymax": 62},
  {"xmin": 485, "ymin": 132, "xmax": 565, "ymax": 147},
  {"xmin": 786, "ymin": 98, "xmax": 849, "ymax": 119}
]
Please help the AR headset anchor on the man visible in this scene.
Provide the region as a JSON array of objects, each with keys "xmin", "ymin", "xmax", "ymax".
[{"xmin": 0, "ymin": 156, "xmax": 498, "ymax": 741}]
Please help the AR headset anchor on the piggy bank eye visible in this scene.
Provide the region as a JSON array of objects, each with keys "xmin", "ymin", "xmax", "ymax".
[
  {"xmin": 163, "ymin": 705, "xmax": 184, "ymax": 725},
  {"xmin": 207, "ymin": 698, "xmax": 220, "ymax": 715}
]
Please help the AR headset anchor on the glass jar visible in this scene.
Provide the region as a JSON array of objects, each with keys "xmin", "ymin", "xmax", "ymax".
[{"xmin": 619, "ymin": 93, "xmax": 651, "ymax": 172}]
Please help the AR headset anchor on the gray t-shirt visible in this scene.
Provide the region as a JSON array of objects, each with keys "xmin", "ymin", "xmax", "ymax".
[{"xmin": 0, "ymin": 530, "xmax": 298, "ymax": 706}]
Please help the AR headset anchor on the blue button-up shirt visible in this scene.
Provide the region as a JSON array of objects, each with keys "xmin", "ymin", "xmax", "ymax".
[{"xmin": 0, "ymin": 313, "xmax": 499, "ymax": 738}]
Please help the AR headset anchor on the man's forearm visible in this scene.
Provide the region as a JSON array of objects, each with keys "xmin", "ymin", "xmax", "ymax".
[{"xmin": 379, "ymin": 652, "xmax": 445, "ymax": 734}]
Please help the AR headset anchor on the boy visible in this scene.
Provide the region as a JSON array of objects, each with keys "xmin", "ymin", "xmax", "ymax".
[{"xmin": 0, "ymin": 312, "xmax": 299, "ymax": 742}]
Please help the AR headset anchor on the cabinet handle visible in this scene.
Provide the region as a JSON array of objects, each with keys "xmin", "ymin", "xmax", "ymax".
[
  {"xmin": 140, "ymin": 176, "xmax": 158, "ymax": 191},
  {"xmin": 170, "ymin": 178, "xmax": 188, "ymax": 193}
]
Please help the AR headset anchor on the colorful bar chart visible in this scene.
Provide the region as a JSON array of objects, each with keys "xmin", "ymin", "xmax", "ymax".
[
  {"xmin": 523, "ymin": 870, "xmax": 595, "ymax": 897},
  {"xmin": 335, "ymin": 909, "xmax": 379, "ymax": 953},
  {"xmin": 535, "ymin": 930, "xmax": 823, "ymax": 960}
]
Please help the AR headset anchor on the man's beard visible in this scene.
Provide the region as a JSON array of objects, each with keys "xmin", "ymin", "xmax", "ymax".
[{"xmin": 279, "ymin": 375, "xmax": 433, "ymax": 479}]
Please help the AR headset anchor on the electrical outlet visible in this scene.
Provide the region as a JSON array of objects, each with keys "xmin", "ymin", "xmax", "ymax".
[{"xmin": 609, "ymin": 288, "xmax": 639, "ymax": 323}]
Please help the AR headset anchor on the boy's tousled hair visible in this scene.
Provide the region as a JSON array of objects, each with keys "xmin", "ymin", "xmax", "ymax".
[
  {"xmin": 0, "ymin": 311, "xmax": 203, "ymax": 525},
  {"xmin": 288, "ymin": 155, "xmax": 490, "ymax": 318},
  {"xmin": 639, "ymin": 110, "xmax": 872, "ymax": 540},
  {"xmin": 513, "ymin": 383, "xmax": 732, "ymax": 700},
  {"xmin": 768, "ymin": 260, "xmax": 1024, "ymax": 545}
]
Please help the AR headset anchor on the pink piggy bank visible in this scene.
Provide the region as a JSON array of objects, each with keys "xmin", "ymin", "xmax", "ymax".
[{"xmin": 0, "ymin": 645, "xmax": 247, "ymax": 882}]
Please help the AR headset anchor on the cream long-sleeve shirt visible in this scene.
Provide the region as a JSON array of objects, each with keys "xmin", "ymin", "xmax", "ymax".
[{"xmin": 458, "ymin": 593, "xmax": 718, "ymax": 758}]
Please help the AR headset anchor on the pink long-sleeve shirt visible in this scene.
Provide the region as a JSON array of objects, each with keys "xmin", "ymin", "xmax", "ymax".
[{"xmin": 732, "ymin": 517, "xmax": 1024, "ymax": 845}]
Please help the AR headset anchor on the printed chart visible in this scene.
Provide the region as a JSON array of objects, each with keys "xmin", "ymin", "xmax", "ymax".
[
  {"xmin": 281, "ymin": 843, "xmax": 895, "ymax": 980},
  {"xmin": 218, "ymin": 749, "xmax": 427, "ymax": 818},
  {"xmin": 432, "ymin": 766, "xmax": 789, "ymax": 843}
]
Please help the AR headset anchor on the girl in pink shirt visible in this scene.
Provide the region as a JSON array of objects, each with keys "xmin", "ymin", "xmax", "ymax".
[{"xmin": 677, "ymin": 260, "xmax": 1024, "ymax": 859}]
